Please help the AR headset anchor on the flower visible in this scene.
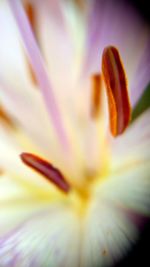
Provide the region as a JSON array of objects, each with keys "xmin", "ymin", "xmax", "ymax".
[{"xmin": 0, "ymin": 0, "xmax": 150, "ymax": 266}]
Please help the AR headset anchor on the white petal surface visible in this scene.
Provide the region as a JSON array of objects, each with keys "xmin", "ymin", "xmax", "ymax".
[
  {"xmin": 81, "ymin": 201, "xmax": 137, "ymax": 267},
  {"xmin": 0, "ymin": 204, "xmax": 80, "ymax": 267}
]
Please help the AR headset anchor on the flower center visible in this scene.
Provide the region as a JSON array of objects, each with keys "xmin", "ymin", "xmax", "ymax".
[
  {"xmin": 9, "ymin": 3, "xmax": 131, "ymax": 197},
  {"xmin": 20, "ymin": 46, "xmax": 131, "ymax": 207}
]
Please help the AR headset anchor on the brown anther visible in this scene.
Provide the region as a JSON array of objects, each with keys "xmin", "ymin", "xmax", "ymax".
[
  {"xmin": 24, "ymin": 2, "xmax": 37, "ymax": 85},
  {"xmin": 102, "ymin": 46, "xmax": 131, "ymax": 136},
  {"xmin": 25, "ymin": 56, "xmax": 38, "ymax": 86},
  {"xmin": 24, "ymin": 2, "xmax": 35, "ymax": 31},
  {"xmin": 20, "ymin": 153, "xmax": 71, "ymax": 193},
  {"xmin": 91, "ymin": 74, "xmax": 102, "ymax": 119},
  {"xmin": 0, "ymin": 106, "xmax": 15, "ymax": 129}
]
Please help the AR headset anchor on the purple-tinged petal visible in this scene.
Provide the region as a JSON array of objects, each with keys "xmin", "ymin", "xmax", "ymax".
[
  {"xmin": 83, "ymin": 0, "xmax": 149, "ymax": 105},
  {"xmin": 8, "ymin": 0, "xmax": 69, "ymax": 151},
  {"xmin": 0, "ymin": 76, "xmax": 62, "ymax": 161},
  {"xmin": 35, "ymin": 0, "xmax": 74, "ymax": 96},
  {"xmin": 0, "ymin": 205, "xmax": 80, "ymax": 267}
]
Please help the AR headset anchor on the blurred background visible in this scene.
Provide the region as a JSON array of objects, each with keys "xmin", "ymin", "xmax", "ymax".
[{"xmin": 127, "ymin": 0, "xmax": 150, "ymax": 24}]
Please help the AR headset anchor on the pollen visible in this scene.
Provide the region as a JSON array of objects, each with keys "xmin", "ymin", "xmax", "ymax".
[{"xmin": 102, "ymin": 46, "xmax": 131, "ymax": 137}]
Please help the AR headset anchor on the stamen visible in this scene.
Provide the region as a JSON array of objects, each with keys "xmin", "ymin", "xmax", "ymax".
[
  {"xmin": 20, "ymin": 153, "xmax": 71, "ymax": 193},
  {"xmin": 24, "ymin": 2, "xmax": 38, "ymax": 85},
  {"xmin": 8, "ymin": 0, "xmax": 70, "ymax": 151},
  {"xmin": 0, "ymin": 169, "xmax": 4, "ymax": 176},
  {"xmin": 102, "ymin": 46, "xmax": 131, "ymax": 136},
  {"xmin": 24, "ymin": 2, "xmax": 35, "ymax": 31},
  {"xmin": 0, "ymin": 106, "xmax": 15, "ymax": 129},
  {"xmin": 91, "ymin": 74, "xmax": 101, "ymax": 119},
  {"xmin": 25, "ymin": 52, "xmax": 38, "ymax": 86}
]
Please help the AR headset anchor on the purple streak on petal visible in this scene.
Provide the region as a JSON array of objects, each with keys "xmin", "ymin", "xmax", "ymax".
[
  {"xmin": 0, "ymin": 75, "xmax": 57, "ymax": 156},
  {"xmin": 82, "ymin": 0, "xmax": 121, "ymax": 76},
  {"xmin": 8, "ymin": 0, "xmax": 69, "ymax": 151},
  {"xmin": 82, "ymin": 0, "xmax": 108, "ymax": 76},
  {"xmin": 0, "ymin": 205, "xmax": 62, "ymax": 245},
  {"xmin": 8, "ymin": 252, "xmax": 20, "ymax": 267},
  {"xmin": 0, "ymin": 206, "xmax": 65, "ymax": 266},
  {"xmin": 131, "ymin": 37, "xmax": 150, "ymax": 106},
  {"xmin": 82, "ymin": 0, "xmax": 146, "ymax": 91},
  {"xmin": 0, "ymin": 215, "xmax": 42, "ymax": 265}
]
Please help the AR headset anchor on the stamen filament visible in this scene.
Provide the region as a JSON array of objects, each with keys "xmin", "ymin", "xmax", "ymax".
[
  {"xmin": 91, "ymin": 74, "xmax": 101, "ymax": 119},
  {"xmin": 8, "ymin": 0, "xmax": 70, "ymax": 151},
  {"xmin": 102, "ymin": 46, "xmax": 131, "ymax": 136},
  {"xmin": 20, "ymin": 153, "xmax": 71, "ymax": 193}
]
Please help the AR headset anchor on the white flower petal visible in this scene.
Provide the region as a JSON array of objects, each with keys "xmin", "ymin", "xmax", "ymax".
[
  {"xmin": 0, "ymin": 205, "xmax": 80, "ymax": 267},
  {"xmin": 110, "ymin": 109, "xmax": 150, "ymax": 164},
  {"xmin": 97, "ymin": 162, "xmax": 150, "ymax": 215},
  {"xmin": 81, "ymin": 202, "xmax": 137, "ymax": 267}
]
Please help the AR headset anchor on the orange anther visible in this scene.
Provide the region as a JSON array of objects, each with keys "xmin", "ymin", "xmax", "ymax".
[
  {"xmin": 24, "ymin": 2, "xmax": 35, "ymax": 31},
  {"xmin": 102, "ymin": 46, "xmax": 131, "ymax": 136}
]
